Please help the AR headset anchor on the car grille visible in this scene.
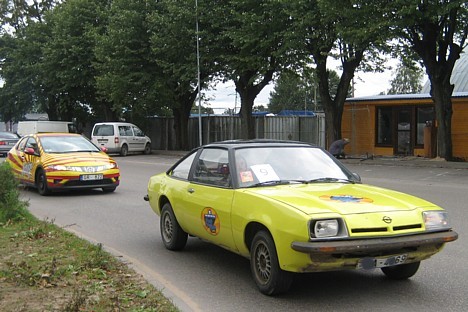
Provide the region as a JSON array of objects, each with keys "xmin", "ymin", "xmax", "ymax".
[
  {"xmin": 65, "ymin": 178, "xmax": 116, "ymax": 187},
  {"xmin": 350, "ymin": 223, "xmax": 422, "ymax": 234}
]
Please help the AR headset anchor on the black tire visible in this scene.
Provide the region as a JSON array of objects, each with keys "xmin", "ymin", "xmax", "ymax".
[
  {"xmin": 250, "ymin": 231, "xmax": 293, "ymax": 295},
  {"xmin": 120, "ymin": 144, "xmax": 128, "ymax": 156},
  {"xmin": 381, "ymin": 261, "xmax": 420, "ymax": 280},
  {"xmin": 102, "ymin": 187, "xmax": 116, "ymax": 193},
  {"xmin": 160, "ymin": 203, "xmax": 188, "ymax": 251},
  {"xmin": 144, "ymin": 143, "xmax": 151, "ymax": 155},
  {"xmin": 36, "ymin": 169, "xmax": 50, "ymax": 196}
]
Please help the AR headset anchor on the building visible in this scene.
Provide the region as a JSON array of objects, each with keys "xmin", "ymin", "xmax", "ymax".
[{"xmin": 342, "ymin": 53, "xmax": 468, "ymax": 161}]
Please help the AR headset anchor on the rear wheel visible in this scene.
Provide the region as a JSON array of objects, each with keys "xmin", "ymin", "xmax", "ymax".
[
  {"xmin": 381, "ymin": 261, "xmax": 420, "ymax": 280},
  {"xmin": 36, "ymin": 169, "xmax": 50, "ymax": 196},
  {"xmin": 120, "ymin": 144, "xmax": 128, "ymax": 156},
  {"xmin": 160, "ymin": 203, "xmax": 188, "ymax": 251},
  {"xmin": 250, "ymin": 231, "xmax": 293, "ymax": 295}
]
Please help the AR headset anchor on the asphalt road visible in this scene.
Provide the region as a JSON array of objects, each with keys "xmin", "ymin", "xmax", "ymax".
[{"xmin": 15, "ymin": 154, "xmax": 468, "ymax": 312}]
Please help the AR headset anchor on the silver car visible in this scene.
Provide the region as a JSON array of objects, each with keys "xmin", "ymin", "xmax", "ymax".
[{"xmin": 0, "ymin": 132, "xmax": 20, "ymax": 156}]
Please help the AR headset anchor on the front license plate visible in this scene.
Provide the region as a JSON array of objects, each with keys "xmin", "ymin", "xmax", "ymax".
[
  {"xmin": 80, "ymin": 174, "xmax": 103, "ymax": 181},
  {"xmin": 358, "ymin": 254, "xmax": 408, "ymax": 269}
]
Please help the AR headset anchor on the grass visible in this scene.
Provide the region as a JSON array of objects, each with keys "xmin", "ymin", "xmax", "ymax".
[
  {"xmin": 0, "ymin": 160, "xmax": 178, "ymax": 311},
  {"xmin": 0, "ymin": 217, "xmax": 179, "ymax": 311}
]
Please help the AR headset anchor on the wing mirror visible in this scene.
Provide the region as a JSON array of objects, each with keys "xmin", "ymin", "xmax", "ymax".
[
  {"xmin": 352, "ymin": 172, "xmax": 361, "ymax": 182},
  {"xmin": 24, "ymin": 147, "xmax": 37, "ymax": 156},
  {"xmin": 100, "ymin": 146, "xmax": 108, "ymax": 153}
]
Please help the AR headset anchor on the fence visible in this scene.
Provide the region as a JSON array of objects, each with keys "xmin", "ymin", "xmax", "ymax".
[{"xmin": 146, "ymin": 114, "xmax": 326, "ymax": 151}]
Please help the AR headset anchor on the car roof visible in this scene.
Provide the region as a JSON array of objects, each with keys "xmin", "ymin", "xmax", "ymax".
[
  {"xmin": 202, "ymin": 139, "xmax": 316, "ymax": 150},
  {"xmin": 32, "ymin": 133, "xmax": 82, "ymax": 138}
]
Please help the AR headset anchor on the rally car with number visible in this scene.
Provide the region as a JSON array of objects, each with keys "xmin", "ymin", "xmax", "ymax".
[
  {"xmin": 7, "ymin": 133, "xmax": 120, "ymax": 195},
  {"xmin": 144, "ymin": 140, "xmax": 458, "ymax": 295}
]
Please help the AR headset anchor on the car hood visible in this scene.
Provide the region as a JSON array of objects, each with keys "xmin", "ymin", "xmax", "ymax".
[
  {"xmin": 43, "ymin": 152, "xmax": 115, "ymax": 166},
  {"xmin": 242, "ymin": 183, "xmax": 435, "ymax": 215}
]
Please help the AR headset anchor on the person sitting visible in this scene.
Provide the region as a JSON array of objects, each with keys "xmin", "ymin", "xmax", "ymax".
[{"xmin": 329, "ymin": 138, "xmax": 350, "ymax": 159}]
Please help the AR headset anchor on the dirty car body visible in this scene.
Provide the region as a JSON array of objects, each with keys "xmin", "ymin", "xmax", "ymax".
[
  {"xmin": 145, "ymin": 140, "xmax": 458, "ymax": 295},
  {"xmin": 7, "ymin": 133, "xmax": 120, "ymax": 195}
]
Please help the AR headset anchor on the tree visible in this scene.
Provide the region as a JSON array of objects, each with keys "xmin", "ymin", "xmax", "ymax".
[
  {"xmin": 286, "ymin": 0, "xmax": 389, "ymax": 147},
  {"xmin": 385, "ymin": 0, "xmax": 468, "ymax": 160},
  {"xmin": 387, "ymin": 62, "xmax": 424, "ymax": 95},
  {"xmin": 206, "ymin": 0, "xmax": 295, "ymax": 139}
]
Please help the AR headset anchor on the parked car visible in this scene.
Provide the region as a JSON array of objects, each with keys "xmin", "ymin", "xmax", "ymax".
[
  {"xmin": 0, "ymin": 131, "xmax": 20, "ymax": 156},
  {"xmin": 6, "ymin": 133, "xmax": 120, "ymax": 195},
  {"xmin": 16, "ymin": 120, "xmax": 77, "ymax": 136},
  {"xmin": 145, "ymin": 140, "xmax": 458, "ymax": 295},
  {"xmin": 91, "ymin": 122, "xmax": 151, "ymax": 156}
]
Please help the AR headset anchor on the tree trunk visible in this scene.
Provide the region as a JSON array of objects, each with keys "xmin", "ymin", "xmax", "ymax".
[
  {"xmin": 429, "ymin": 81, "xmax": 454, "ymax": 160},
  {"xmin": 172, "ymin": 91, "xmax": 197, "ymax": 150}
]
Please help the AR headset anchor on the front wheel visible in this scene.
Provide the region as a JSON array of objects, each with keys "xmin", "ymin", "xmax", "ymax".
[
  {"xmin": 36, "ymin": 169, "xmax": 50, "ymax": 196},
  {"xmin": 144, "ymin": 143, "xmax": 151, "ymax": 155},
  {"xmin": 381, "ymin": 261, "xmax": 420, "ymax": 280},
  {"xmin": 160, "ymin": 203, "xmax": 188, "ymax": 251},
  {"xmin": 250, "ymin": 231, "xmax": 293, "ymax": 295}
]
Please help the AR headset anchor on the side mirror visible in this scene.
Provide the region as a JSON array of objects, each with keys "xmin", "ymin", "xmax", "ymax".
[
  {"xmin": 100, "ymin": 146, "xmax": 108, "ymax": 153},
  {"xmin": 25, "ymin": 147, "xmax": 37, "ymax": 156},
  {"xmin": 352, "ymin": 172, "xmax": 361, "ymax": 182}
]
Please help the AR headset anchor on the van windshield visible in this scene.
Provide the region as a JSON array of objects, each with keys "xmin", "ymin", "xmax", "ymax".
[{"xmin": 93, "ymin": 125, "xmax": 114, "ymax": 136}]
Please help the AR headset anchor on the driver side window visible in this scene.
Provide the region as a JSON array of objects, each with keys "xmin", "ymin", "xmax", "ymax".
[{"xmin": 193, "ymin": 148, "xmax": 230, "ymax": 187}]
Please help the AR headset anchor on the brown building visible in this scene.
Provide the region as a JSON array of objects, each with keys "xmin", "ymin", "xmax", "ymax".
[{"xmin": 342, "ymin": 92, "xmax": 468, "ymax": 160}]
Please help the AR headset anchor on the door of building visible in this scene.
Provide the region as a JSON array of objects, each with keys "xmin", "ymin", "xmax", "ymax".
[{"xmin": 394, "ymin": 107, "xmax": 413, "ymax": 155}]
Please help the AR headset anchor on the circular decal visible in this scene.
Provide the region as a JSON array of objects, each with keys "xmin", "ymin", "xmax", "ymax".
[
  {"xmin": 201, "ymin": 207, "xmax": 220, "ymax": 235},
  {"xmin": 319, "ymin": 195, "xmax": 373, "ymax": 203}
]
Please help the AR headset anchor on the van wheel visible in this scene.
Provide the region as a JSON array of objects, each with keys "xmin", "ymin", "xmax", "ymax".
[
  {"xmin": 36, "ymin": 169, "xmax": 51, "ymax": 196},
  {"xmin": 144, "ymin": 143, "xmax": 151, "ymax": 155},
  {"xmin": 120, "ymin": 144, "xmax": 128, "ymax": 156}
]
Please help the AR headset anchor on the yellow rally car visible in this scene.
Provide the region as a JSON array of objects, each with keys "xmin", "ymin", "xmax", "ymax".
[
  {"xmin": 7, "ymin": 133, "xmax": 120, "ymax": 195},
  {"xmin": 144, "ymin": 140, "xmax": 458, "ymax": 295}
]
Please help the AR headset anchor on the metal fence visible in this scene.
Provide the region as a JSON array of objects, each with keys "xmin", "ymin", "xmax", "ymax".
[{"xmin": 147, "ymin": 114, "xmax": 326, "ymax": 150}]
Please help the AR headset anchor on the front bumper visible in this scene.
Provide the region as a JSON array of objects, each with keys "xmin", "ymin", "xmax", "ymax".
[{"xmin": 291, "ymin": 230, "xmax": 458, "ymax": 254}]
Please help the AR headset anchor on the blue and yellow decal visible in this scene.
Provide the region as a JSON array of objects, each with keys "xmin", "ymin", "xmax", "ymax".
[
  {"xmin": 201, "ymin": 207, "xmax": 220, "ymax": 235},
  {"xmin": 320, "ymin": 194, "xmax": 374, "ymax": 204}
]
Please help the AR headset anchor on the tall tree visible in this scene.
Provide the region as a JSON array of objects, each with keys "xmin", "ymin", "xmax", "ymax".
[
  {"xmin": 206, "ymin": 0, "xmax": 294, "ymax": 139},
  {"xmin": 287, "ymin": 0, "xmax": 389, "ymax": 146},
  {"xmin": 387, "ymin": 61, "xmax": 424, "ymax": 95},
  {"xmin": 385, "ymin": 0, "xmax": 468, "ymax": 160}
]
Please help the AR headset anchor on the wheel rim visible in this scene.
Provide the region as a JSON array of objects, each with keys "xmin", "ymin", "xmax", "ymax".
[
  {"xmin": 38, "ymin": 172, "xmax": 46, "ymax": 192},
  {"xmin": 254, "ymin": 242, "xmax": 271, "ymax": 284},
  {"xmin": 162, "ymin": 211, "xmax": 173, "ymax": 243}
]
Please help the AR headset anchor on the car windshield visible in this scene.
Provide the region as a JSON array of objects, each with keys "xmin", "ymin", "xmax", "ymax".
[
  {"xmin": 235, "ymin": 146, "xmax": 355, "ymax": 188},
  {"xmin": 40, "ymin": 136, "xmax": 101, "ymax": 153}
]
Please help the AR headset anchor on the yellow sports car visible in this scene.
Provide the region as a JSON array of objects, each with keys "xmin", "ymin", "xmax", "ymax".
[
  {"xmin": 145, "ymin": 140, "xmax": 458, "ymax": 295},
  {"xmin": 7, "ymin": 133, "xmax": 120, "ymax": 195}
]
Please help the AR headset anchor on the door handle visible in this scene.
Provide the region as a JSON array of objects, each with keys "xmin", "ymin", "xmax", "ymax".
[{"xmin": 187, "ymin": 188, "xmax": 195, "ymax": 194}]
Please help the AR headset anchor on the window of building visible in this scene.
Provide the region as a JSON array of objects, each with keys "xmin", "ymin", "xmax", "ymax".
[
  {"xmin": 416, "ymin": 106, "xmax": 435, "ymax": 146},
  {"xmin": 376, "ymin": 107, "xmax": 393, "ymax": 146}
]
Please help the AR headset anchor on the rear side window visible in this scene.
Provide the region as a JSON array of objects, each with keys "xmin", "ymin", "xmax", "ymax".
[
  {"xmin": 118, "ymin": 126, "xmax": 133, "ymax": 136},
  {"xmin": 93, "ymin": 125, "xmax": 114, "ymax": 136}
]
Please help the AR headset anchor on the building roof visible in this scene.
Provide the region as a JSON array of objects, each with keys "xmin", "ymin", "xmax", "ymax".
[{"xmin": 346, "ymin": 92, "xmax": 468, "ymax": 103}]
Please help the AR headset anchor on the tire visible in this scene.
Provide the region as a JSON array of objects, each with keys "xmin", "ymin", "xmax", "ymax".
[
  {"xmin": 102, "ymin": 187, "xmax": 116, "ymax": 193},
  {"xmin": 250, "ymin": 231, "xmax": 293, "ymax": 295},
  {"xmin": 160, "ymin": 203, "xmax": 188, "ymax": 251},
  {"xmin": 381, "ymin": 261, "xmax": 420, "ymax": 280},
  {"xmin": 144, "ymin": 143, "xmax": 151, "ymax": 155},
  {"xmin": 120, "ymin": 144, "xmax": 128, "ymax": 157},
  {"xmin": 36, "ymin": 169, "xmax": 50, "ymax": 196}
]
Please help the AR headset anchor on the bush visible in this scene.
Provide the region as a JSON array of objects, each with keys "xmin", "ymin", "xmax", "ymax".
[{"xmin": 0, "ymin": 162, "xmax": 30, "ymax": 223}]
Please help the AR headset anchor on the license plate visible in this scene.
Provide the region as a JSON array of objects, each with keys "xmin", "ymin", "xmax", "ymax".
[
  {"xmin": 358, "ymin": 254, "xmax": 408, "ymax": 269},
  {"xmin": 80, "ymin": 174, "xmax": 103, "ymax": 181}
]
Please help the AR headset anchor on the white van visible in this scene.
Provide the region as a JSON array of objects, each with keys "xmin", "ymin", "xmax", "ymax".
[
  {"xmin": 91, "ymin": 122, "xmax": 152, "ymax": 156},
  {"xmin": 17, "ymin": 121, "xmax": 76, "ymax": 136}
]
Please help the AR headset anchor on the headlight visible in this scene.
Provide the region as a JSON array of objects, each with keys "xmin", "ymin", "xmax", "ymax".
[
  {"xmin": 423, "ymin": 211, "xmax": 450, "ymax": 231},
  {"xmin": 314, "ymin": 219, "xmax": 339, "ymax": 238}
]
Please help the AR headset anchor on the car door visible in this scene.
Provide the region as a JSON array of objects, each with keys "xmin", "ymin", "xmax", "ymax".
[
  {"xmin": 178, "ymin": 148, "xmax": 237, "ymax": 251},
  {"xmin": 9, "ymin": 136, "xmax": 41, "ymax": 184},
  {"xmin": 131, "ymin": 125, "xmax": 146, "ymax": 152}
]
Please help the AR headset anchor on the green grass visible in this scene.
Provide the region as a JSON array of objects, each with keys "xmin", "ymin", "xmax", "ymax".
[{"xmin": 0, "ymin": 162, "xmax": 178, "ymax": 311}]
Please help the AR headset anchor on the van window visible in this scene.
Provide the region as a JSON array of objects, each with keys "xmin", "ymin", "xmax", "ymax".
[
  {"xmin": 133, "ymin": 126, "xmax": 144, "ymax": 137},
  {"xmin": 119, "ymin": 126, "xmax": 133, "ymax": 136},
  {"xmin": 93, "ymin": 125, "xmax": 114, "ymax": 136}
]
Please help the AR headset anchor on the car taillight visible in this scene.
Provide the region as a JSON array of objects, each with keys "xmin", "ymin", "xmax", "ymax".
[
  {"xmin": 114, "ymin": 137, "xmax": 119, "ymax": 144},
  {"xmin": 0, "ymin": 141, "xmax": 6, "ymax": 145}
]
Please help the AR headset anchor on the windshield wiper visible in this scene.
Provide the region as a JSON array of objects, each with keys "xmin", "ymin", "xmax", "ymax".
[
  {"xmin": 246, "ymin": 180, "xmax": 295, "ymax": 188},
  {"xmin": 306, "ymin": 177, "xmax": 356, "ymax": 184}
]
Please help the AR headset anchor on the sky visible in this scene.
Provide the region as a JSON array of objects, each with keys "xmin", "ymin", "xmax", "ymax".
[{"xmin": 205, "ymin": 59, "xmax": 402, "ymax": 114}]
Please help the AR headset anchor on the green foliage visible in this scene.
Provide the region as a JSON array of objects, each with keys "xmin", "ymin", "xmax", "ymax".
[
  {"xmin": 388, "ymin": 62, "xmax": 423, "ymax": 95},
  {"xmin": 0, "ymin": 162, "xmax": 30, "ymax": 223}
]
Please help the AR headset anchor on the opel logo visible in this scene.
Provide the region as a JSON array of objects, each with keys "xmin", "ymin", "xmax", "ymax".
[{"xmin": 382, "ymin": 216, "xmax": 392, "ymax": 224}]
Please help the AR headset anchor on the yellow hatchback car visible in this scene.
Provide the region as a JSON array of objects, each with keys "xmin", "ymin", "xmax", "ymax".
[
  {"xmin": 145, "ymin": 140, "xmax": 458, "ymax": 295},
  {"xmin": 7, "ymin": 133, "xmax": 120, "ymax": 195}
]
